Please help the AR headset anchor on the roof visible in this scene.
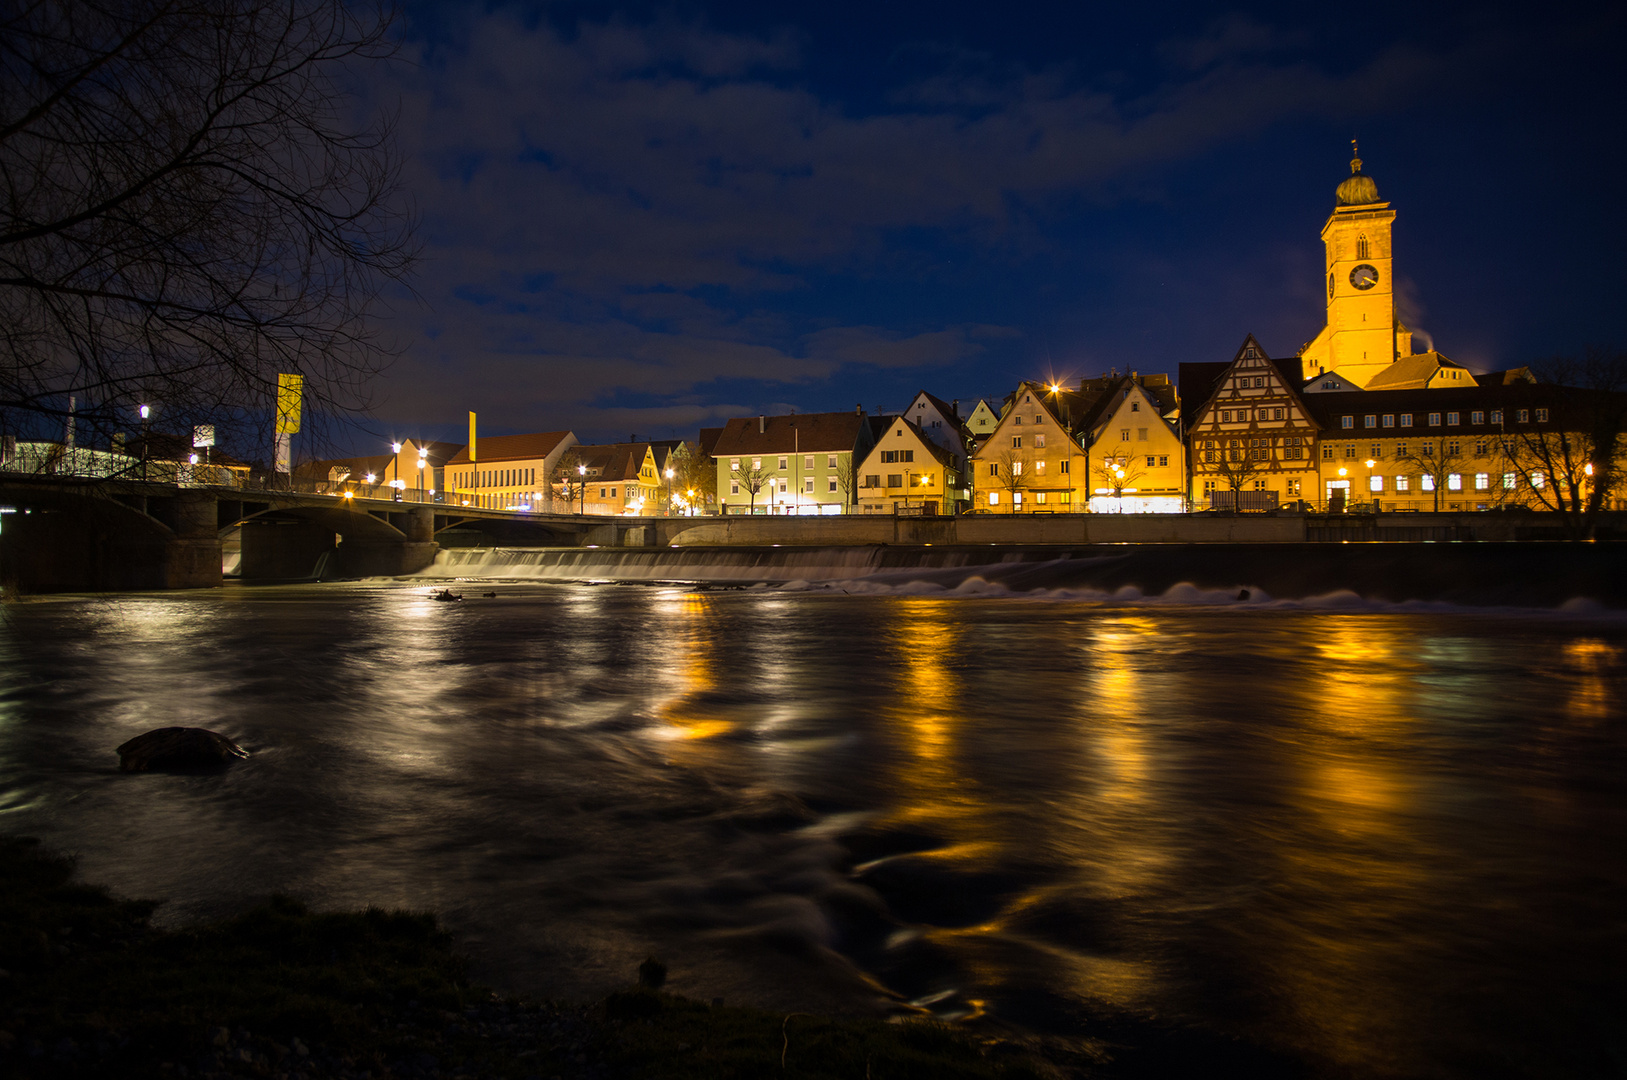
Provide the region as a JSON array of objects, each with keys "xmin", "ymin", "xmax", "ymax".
[
  {"xmin": 409, "ymin": 439, "xmax": 465, "ymax": 467},
  {"xmin": 908, "ymin": 389, "xmax": 961, "ymax": 423},
  {"xmin": 1177, "ymin": 362, "xmax": 1232, "ymax": 423},
  {"xmin": 295, "ymin": 452, "xmax": 394, "ymax": 482},
  {"xmin": 710, "ymin": 411, "xmax": 871, "ymax": 457},
  {"xmin": 697, "ymin": 427, "xmax": 724, "ymax": 456},
  {"xmin": 1363, "ymin": 352, "xmax": 1475, "ymax": 391},
  {"xmin": 1299, "ymin": 382, "xmax": 1573, "ymax": 430},
  {"xmin": 865, "ymin": 416, "xmax": 959, "ymax": 470},
  {"xmin": 573, "ymin": 442, "xmax": 653, "ymax": 483},
  {"xmin": 447, "ymin": 431, "xmax": 572, "ymax": 465}
]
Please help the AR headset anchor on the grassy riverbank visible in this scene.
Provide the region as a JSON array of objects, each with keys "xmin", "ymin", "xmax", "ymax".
[
  {"xmin": 0, "ymin": 837, "xmax": 1311, "ymax": 1079},
  {"xmin": 0, "ymin": 837, "xmax": 1074, "ymax": 1079}
]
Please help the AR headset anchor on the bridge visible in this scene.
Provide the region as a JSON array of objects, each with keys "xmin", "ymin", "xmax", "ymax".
[{"xmin": 2, "ymin": 471, "xmax": 1616, "ymax": 592}]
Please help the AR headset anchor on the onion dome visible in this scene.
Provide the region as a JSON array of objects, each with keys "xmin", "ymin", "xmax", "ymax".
[{"xmin": 1336, "ymin": 143, "xmax": 1380, "ymax": 205}]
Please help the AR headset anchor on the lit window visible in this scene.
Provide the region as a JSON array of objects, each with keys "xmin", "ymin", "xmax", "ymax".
[
  {"xmin": 1035, "ymin": 460, "xmax": 1046, "ymax": 474},
  {"xmin": 1012, "ymin": 462, "xmax": 1023, "ymax": 475},
  {"xmin": 1531, "ymin": 471, "xmax": 1545, "ymax": 488},
  {"xmin": 1370, "ymin": 475, "xmax": 1383, "ymax": 493},
  {"xmin": 1474, "ymin": 473, "xmax": 1490, "ymax": 490},
  {"xmin": 1035, "ymin": 434, "xmax": 1047, "ymax": 447},
  {"xmin": 1035, "ymin": 492, "xmax": 1047, "ymax": 504},
  {"xmin": 1396, "ymin": 475, "xmax": 1410, "ymax": 492},
  {"xmin": 1502, "ymin": 473, "xmax": 1516, "ymax": 489},
  {"xmin": 752, "ymin": 458, "xmax": 762, "ymax": 470},
  {"xmin": 1422, "ymin": 475, "xmax": 1435, "ymax": 491},
  {"xmin": 988, "ymin": 492, "xmax": 999, "ymax": 505},
  {"xmin": 1447, "ymin": 473, "xmax": 1463, "ymax": 491}
]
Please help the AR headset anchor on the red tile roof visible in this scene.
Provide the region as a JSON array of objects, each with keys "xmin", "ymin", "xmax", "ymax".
[
  {"xmin": 710, "ymin": 411, "xmax": 869, "ymax": 457},
  {"xmin": 447, "ymin": 431, "xmax": 572, "ymax": 465}
]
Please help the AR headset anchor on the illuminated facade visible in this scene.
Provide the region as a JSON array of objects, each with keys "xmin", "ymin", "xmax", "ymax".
[
  {"xmin": 567, "ymin": 443, "xmax": 662, "ymax": 515},
  {"xmin": 856, "ymin": 416, "xmax": 960, "ymax": 514},
  {"xmin": 1078, "ymin": 373, "xmax": 1185, "ymax": 513},
  {"xmin": 968, "ymin": 382, "xmax": 1086, "ymax": 513},
  {"xmin": 446, "ymin": 430, "xmax": 576, "ymax": 511},
  {"xmin": 711, "ymin": 411, "xmax": 882, "ymax": 514},
  {"xmin": 1181, "ymin": 337, "xmax": 1320, "ymax": 509}
]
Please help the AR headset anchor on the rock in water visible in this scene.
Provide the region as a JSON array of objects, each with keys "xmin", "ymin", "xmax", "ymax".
[{"xmin": 116, "ymin": 727, "xmax": 249, "ymax": 773}]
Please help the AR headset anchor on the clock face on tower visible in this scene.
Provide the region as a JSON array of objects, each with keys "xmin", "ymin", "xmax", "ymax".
[{"xmin": 1349, "ymin": 263, "xmax": 1379, "ymax": 290}]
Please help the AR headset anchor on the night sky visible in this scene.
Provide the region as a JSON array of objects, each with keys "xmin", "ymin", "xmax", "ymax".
[{"xmin": 359, "ymin": 1, "xmax": 1627, "ymax": 450}]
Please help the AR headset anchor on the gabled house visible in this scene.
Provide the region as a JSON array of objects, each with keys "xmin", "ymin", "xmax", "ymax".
[
  {"xmin": 711, "ymin": 410, "xmax": 881, "ymax": 514},
  {"xmin": 562, "ymin": 442, "xmax": 661, "ymax": 516},
  {"xmin": 446, "ymin": 430, "xmax": 576, "ymax": 511},
  {"xmin": 902, "ymin": 390, "xmax": 970, "ymax": 509},
  {"xmin": 963, "ymin": 399, "xmax": 1001, "ymax": 440},
  {"xmin": 1363, "ymin": 352, "xmax": 1478, "ymax": 391},
  {"xmin": 1181, "ymin": 335, "xmax": 1320, "ymax": 509},
  {"xmin": 855, "ymin": 416, "xmax": 961, "ymax": 515},
  {"xmin": 967, "ymin": 382, "xmax": 1086, "ymax": 513},
  {"xmin": 1078, "ymin": 374, "xmax": 1186, "ymax": 513}
]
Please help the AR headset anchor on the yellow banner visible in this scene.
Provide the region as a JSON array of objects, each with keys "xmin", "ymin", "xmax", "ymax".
[
  {"xmin": 276, "ymin": 374, "xmax": 303, "ymax": 434},
  {"xmin": 468, "ymin": 411, "xmax": 477, "ymax": 462}
]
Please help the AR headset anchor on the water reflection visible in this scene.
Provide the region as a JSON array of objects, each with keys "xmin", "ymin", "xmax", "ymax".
[{"xmin": 0, "ymin": 589, "xmax": 1621, "ymax": 1077}]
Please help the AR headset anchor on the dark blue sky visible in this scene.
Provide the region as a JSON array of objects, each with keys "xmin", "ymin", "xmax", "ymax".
[{"xmin": 361, "ymin": 0, "xmax": 1626, "ymax": 449}]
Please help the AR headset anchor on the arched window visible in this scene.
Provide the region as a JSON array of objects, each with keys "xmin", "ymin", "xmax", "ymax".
[{"xmin": 1357, "ymin": 234, "xmax": 1369, "ymax": 259}]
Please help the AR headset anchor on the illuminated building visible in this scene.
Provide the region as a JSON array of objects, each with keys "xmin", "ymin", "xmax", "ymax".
[
  {"xmin": 567, "ymin": 442, "xmax": 663, "ymax": 516},
  {"xmin": 711, "ymin": 410, "xmax": 884, "ymax": 515},
  {"xmin": 855, "ymin": 415, "xmax": 960, "ymax": 515},
  {"xmin": 1076, "ymin": 372, "xmax": 1186, "ymax": 513},
  {"xmin": 445, "ymin": 430, "xmax": 576, "ymax": 511},
  {"xmin": 1181, "ymin": 336, "xmax": 1320, "ymax": 510},
  {"xmin": 967, "ymin": 381, "xmax": 1088, "ymax": 513}
]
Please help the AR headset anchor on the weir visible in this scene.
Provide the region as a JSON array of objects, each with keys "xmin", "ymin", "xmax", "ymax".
[{"xmin": 419, "ymin": 541, "xmax": 1627, "ymax": 609}]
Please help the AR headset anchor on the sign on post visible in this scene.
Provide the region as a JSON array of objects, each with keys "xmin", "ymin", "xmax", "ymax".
[
  {"xmin": 192, "ymin": 425, "xmax": 215, "ymax": 448},
  {"xmin": 275, "ymin": 374, "xmax": 303, "ymax": 475}
]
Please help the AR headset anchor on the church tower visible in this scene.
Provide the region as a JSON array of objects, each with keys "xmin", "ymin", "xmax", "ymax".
[{"xmin": 1299, "ymin": 145, "xmax": 1412, "ymax": 386}]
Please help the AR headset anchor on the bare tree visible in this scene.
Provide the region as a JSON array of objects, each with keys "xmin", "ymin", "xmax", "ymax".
[
  {"xmin": 672, "ymin": 443, "xmax": 716, "ymax": 514},
  {"xmin": 552, "ymin": 447, "xmax": 584, "ymax": 513},
  {"xmin": 1090, "ymin": 445, "xmax": 1144, "ymax": 511},
  {"xmin": 736, "ymin": 463, "xmax": 770, "ymax": 514},
  {"xmin": 993, "ymin": 449, "xmax": 1028, "ymax": 511},
  {"xmin": 1397, "ymin": 438, "xmax": 1466, "ymax": 513},
  {"xmin": 0, "ymin": 0, "xmax": 414, "ymax": 458},
  {"xmin": 1503, "ymin": 349, "xmax": 1627, "ymax": 539},
  {"xmin": 1211, "ymin": 439, "xmax": 1265, "ymax": 504}
]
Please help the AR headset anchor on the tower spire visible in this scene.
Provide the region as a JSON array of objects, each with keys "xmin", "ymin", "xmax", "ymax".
[{"xmin": 1350, "ymin": 139, "xmax": 1362, "ymax": 174}]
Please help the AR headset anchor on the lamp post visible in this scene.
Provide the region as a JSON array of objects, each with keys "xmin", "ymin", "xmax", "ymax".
[
  {"xmin": 138, "ymin": 404, "xmax": 150, "ymax": 480},
  {"xmin": 391, "ymin": 442, "xmax": 402, "ymax": 502},
  {"xmin": 417, "ymin": 446, "xmax": 428, "ymax": 502},
  {"xmin": 577, "ymin": 463, "xmax": 587, "ymax": 514},
  {"xmin": 1365, "ymin": 458, "xmax": 1376, "ymax": 512}
]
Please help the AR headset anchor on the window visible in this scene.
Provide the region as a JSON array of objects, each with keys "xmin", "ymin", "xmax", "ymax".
[
  {"xmin": 828, "ymin": 455, "xmax": 838, "ymax": 468},
  {"xmin": 752, "ymin": 458, "xmax": 762, "ymax": 470},
  {"xmin": 1357, "ymin": 234, "xmax": 1369, "ymax": 259},
  {"xmin": 1013, "ymin": 492, "xmax": 1023, "ymax": 505},
  {"xmin": 1035, "ymin": 492, "xmax": 1047, "ymax": 504},
  {"xmin": 1474, "ymin": 473, "xmax": 1490, "ymax": 490},
  {"xmin": 1429, "ymin": 413, "xmax": 1442, "ymax": 426},
  {"xmin": 1395, "ymin": 475, "xmax": 1410, "ymax": 492},
  {"xmin": 1255, "ymin": 377, "xmax": 1266, "ymax": 388},
  {"xmin": 804, "ymin": 455, "xmax": 814, "ymax": 470},
  {"xmin": 1035, "ymin": 434, "xmax": 1046, "ymax": 447},
  {"xmin": 1447, "ymin": 412, "xmax": 1460, "ymax": 426},
  {"xmin": 1535, "ymin": 408, "xmax": 1549, "ymax": 423},
  {"xmin": 989, "ymin": 463, "xmax": 999, "ymax": 475},
  {"xmin": 1254, "ymin": 480, "xmax": 1268, "ymax": 491},
  {"xmin": 1370, "ymin": 475, "xmax": 1383, "ymax": 493},
  {"xmin": 1369, "ymin": 444, "xmax": 1381, "ymax": 459},
  {"xmin": 1341, "ymin": 416, "xmax": 1354, "ymax": 429},
  {"xmin": 988, "ymin": 492, "xmax": 1000, "ymax": 505},
  {"xmin": 804, "ymin": 478, "xmax": 815, "ymax": 492},
  {"xmin": 1448, "ymin": 441, "xmax": 1461, "ymax": 456},
  {"xmin": 778, "ymin": 456, "xmax": 788, "ymax": 470},
  {"xmin": 1490, "ymin": 410, "xmax": 1503, "ymax": 424},
  {"xmin": 1130, "ymin": 401, "xmax": 1140, "ymax": 412},
  {"xmin": 1034, "ymin": 414, "xmax": 1043, "ymax": 424},
  {"xmin": 1344, "ymin": 444, "xmax": 1357, "ymax": 459},
  {"xmin": 828, "ymin": 478, "xmax": 838, "ymax": 492},
  {"xmin": 1422, "ymin": 475, "xmax": 1435, "ymax": 491},
  {"xmin": 1060, "ymin": 492, "xmax": 1071, "ymax": 504},
  {"xmin": 1035, "ymin": 460, "xmax": 1046, "ymax": 475},
  {"xmin": 1158, "ymin": 455, "xmax": 1168, "ymax": 467},
  {"xmin": 1322, "ymin": 446, "xmax": 1335, "ymax": 460},
  {"xmin": 1472, "ymin": 411, "xmax": 1485, "ymax": 425},
  {"xmin": 863, "ymin": 474, "xmax": 880, "ymax": 488},
  {"xmin": 1137, "ymin": 428, "xmax": 1148, "ymax": 441},
  {"xmin": 881, "ymin": 451, "xmax": 896, "ymax": 463},
  {"xmin": 1447, "ymin": 474, "xmax": 1463, "ymax": 491},
  {"xmin": 1203, "ymin": 479, "xmax": 1217, "ymax": 493},
  {"xmin": 1012, "ymin": 462, "xmax": 1023, "ymax": 475},
  {"xmin": 778, "ymin": 481, "xmax": 787, "ymax": 493},
  {"xmin": 902, "ymin": 450, "xmax": 914, "ymax": 462},
  {"xmin": 1475, "ymin": 441, "xmax": 1488, "ymax": 456},
  {"xmin": 1221, "ymin": 410, "xmax": 1232, "ymax": 423},
  {"xmin": 599, "ymin": 487, "xmax": 606, "ymax": 498},
  {"xmin": 1012, "ymin": 436, "xmax": 1023, "ymax": 449},
  {"xmin": 1274, "ymin": 408, "xmax": 1285, "ymax": 420},
  {"xmin": 1400, "ymin": 414, "xmax": 1413, "ymax": 428},
  {"xmin": 1120, "ymin": 429, "xmax": 1131, "ymax": 441},
  {"xmin": 730, "ymin": 482, "xmax": 740, "ymax": 494},
  {"xmin": 1364, "ymin": 415, "xmax": 1377, "ymax": 428},
  {"xmin": 1517, "ymin": 409, "xmax": 1529, "ymax": 423},
  {"xmin": 1531, "ymin": 470, "xmax": 1546, "ymax": 488},
  {"xmin": 1382, "ymin": 414, "xmax": 1395, "ymax": 428},
  {"xmin": 1013, "ymin": 415, "xmax": 1023, "ymax": 425},
  {"xmin": 1059, "ymin": 459, "xmax": 1070, "ymax": 473},
  {"xmin": 1146, "ymin": 455, "xmax": 1156, "ymax": 468},
  {"xmin": 1396, "ymin": 442, "xmax": 1408, "ymax": 457},
  {"xmin": 1502, "ymin": 473, "xmax": 1516, "ymax": 490},
  {"xmin": 1286, "ymin": 479, "xmax": 1301, "ymax": 496},
  {"xmin": 1422, "ymin": 442, "xmax": 1434, "ymax": 456},
  {"xmin": 887, "ymin": 473, "xmax": 902, "ymax": 488}
]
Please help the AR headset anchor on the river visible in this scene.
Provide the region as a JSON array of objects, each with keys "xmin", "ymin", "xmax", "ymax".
[{"xmin": 1, "ymin": 557, "xmax": 1622, "ymax": 1077}]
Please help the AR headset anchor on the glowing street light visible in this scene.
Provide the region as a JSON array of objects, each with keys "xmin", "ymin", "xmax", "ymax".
[
  {"xmin": 577, "ymin": 463, "xmax": 587, "ymax": 514},
  {"xmin": 390, "ymin": 441, "xmax": 403, "ymax": 501}
]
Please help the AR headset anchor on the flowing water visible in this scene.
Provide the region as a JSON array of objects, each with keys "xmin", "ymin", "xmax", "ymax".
[{"xmin": 2, "ymin": 553, "xmax": 1623, "ymax": 1078}]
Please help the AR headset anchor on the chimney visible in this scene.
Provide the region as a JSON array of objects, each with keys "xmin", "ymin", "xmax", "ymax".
[
  {"xmin": 855, "ymin": 404, "xmax": 862, "ymax": 415},
  {"xmin": 758, "ymin": 416, "xmax": 765, "ymax": 433},
  {"xmin": 630, "ymin": 433, "xmax": 636, "ymax": 443}
]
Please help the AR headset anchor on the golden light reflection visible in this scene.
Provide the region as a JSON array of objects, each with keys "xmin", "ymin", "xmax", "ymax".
[
  {"xmin": 1563, "ymin": 638, "xmax": 1619, "ymax": 723},
  {"xmin": 648, "ymin": 593, "xmax": 738, "ymax": 764}
]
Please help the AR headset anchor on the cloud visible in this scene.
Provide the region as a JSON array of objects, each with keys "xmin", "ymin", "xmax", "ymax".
[{"xmin": 366, "ymin": 8, "xmax": 1517, "ymax": 437}]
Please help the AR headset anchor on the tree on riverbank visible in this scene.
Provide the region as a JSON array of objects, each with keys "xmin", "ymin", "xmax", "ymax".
[{"xmin": 0, "ymin": 0, "xmax": 415, "ymax": 455}]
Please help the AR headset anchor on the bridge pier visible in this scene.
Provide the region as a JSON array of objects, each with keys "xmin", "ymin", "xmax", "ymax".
[
  {"xmin": 239, "ymin": 519, "xmax": 336, "ymax": 580},
  {"xmin": 333, "ymin": 507, "xmax": 438, "ymax": 577},
  {"xmin": 163, "ymin": 491, "xmax": 224, "ymax": 589}
]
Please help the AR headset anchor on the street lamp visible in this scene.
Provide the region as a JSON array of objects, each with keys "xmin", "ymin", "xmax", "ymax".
[
  {"xmin": 1365, "ymin": 458, "xmax": 1376, "ymax": 511},
  {"xmin": 390, "ymin": 441, "xmax": 402, "ymax": 501},
  {"xmin": 138, "ymin": 404, "xmax": 150, "ymax": 480},
  {"xmin": 417, "ymin": 447, "xmax": 427, "ymax": 502},
  {"xmin": 577, "ymin": 463, "xmax": 587, "ymax": 514}
]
